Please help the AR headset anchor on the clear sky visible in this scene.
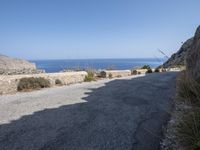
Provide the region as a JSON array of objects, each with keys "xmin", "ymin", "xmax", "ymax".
[{"xmin": 0, "ymin": 0, "xmax": 200, "ymax": 59}]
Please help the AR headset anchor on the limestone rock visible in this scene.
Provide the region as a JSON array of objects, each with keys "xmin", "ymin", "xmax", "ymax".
[
  {"xmin": 186, "ymin": 25, "xmax": 200, "ymax": 78},
  {"xmin": 160, "ymin": 37, "xmax": 194, "ymax": 68},
  {"xmin": 0, "ymin": 54, "xmax": 44, "ymax": 75}
]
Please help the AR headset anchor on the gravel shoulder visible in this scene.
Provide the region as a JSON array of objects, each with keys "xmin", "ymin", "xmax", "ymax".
[{"xmin": 0, "ymin": 72, "xmax": 177, "ymax": 150}]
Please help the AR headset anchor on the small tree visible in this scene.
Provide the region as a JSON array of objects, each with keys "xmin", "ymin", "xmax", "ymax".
[
  {"xmin": 146, "ymin": 69, "xmax": 153, "ymax": 73},
  {"xmin": 155, "ymin": 68, "xmax": 160, "ymax": 73},
  {"xmin": 141, "ymin": 65, "xmax": 151, "ymax": 70}
]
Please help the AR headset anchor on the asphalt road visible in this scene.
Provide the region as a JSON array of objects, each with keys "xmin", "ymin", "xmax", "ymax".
[{"xmin": 0, "ymin": 72, "xmax": 177, "ymax": 150}]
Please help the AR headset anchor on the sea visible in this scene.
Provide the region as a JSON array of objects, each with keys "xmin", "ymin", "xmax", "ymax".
[{"xmin": 31, "ymin": 58, "xmax": 165, "ymax": 73}]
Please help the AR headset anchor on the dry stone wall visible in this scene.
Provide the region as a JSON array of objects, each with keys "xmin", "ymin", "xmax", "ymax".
[
  {"xmin": 0, "ymin": 71, "xmax": 87, "ymax": 94},
  {"xmin": 100, "ymin": 70, "xmax": 131, "ymax": 78}
]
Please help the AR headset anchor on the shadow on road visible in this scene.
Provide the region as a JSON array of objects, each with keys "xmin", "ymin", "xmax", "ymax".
[{"xmin": 0, "ymin": 72, "xmax": 177, "ymax": 150}]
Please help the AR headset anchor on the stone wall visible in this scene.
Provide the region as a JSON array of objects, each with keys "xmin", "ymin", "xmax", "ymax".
[
  {"xmin": 100, "ymin": 70, "xmax": 131, "ymax": 78},
  {"xmin": 132, "ymin": 69, "xmax": 148, "ymax": 75},
  {"xmin": 0, "ymin": 71, "xmax": 87, "ymax": 95}
]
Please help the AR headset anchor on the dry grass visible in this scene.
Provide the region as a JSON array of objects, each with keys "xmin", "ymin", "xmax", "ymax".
[
  {"xmin": 84, "ymin": 70, "xmax": 95, "ymax": 82},
  {"xmin": 177, "ymin": 72, "xmax": 200, "ymax": 105},
  {"xmin": 176, "ymin": 71, "xmax": 200, "ymax": 149},
  {"xmin": 177, "ymin": 110, "xmax": 200, "ymax": 150}
]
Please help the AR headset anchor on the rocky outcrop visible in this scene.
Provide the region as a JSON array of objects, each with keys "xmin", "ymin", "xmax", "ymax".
[
  {"xmin": 160, "ymin": 37, "xmax": 194, "ymax": 68},
  {"xmin": 186, "ymin": 25, "xmax": 200, "ymax": 78},
  {"xmin": 0, "ymin": 54, "xmax": 44, "ymax": 75}
]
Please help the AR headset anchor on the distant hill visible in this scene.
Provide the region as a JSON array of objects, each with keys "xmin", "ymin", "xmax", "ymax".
[{"xmin": 0, "ymin": 54, "xmax": 44, "ymax": 75}]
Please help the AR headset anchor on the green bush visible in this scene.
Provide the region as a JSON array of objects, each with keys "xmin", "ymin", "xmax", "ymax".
[
  {"xmin": 141, "ymin": 65, "xmax": 151, "ymax": 70},
  {"xmin": 146, "ymin": 69, "xmax": 153, "ymax": 73},
  {"xmin": 55, "ymin": 79, "xmax": 62, "ymax": 85},
  {"xmin": 177, "ymin": 110, "xmax": 200, "ymax": 150},
  {"xmin": 17, "ymin": 77, "xmax": 50, "ymax": 91},
  {"xmin": 84, "ymin": 71, "xmax": 95, "ymax": 82},
  {"xmin": 155, "ymin": 68, "xmax": 160, "ymax": 73},
  {"xmin": 109, "ymin": 73, "xmax": 113, "ymax": 79}
]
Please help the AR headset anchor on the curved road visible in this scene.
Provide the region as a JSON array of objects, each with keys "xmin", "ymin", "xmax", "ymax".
[{"xmin": 0, "ymin": 72, "xmax": 177, "ymax": 150}]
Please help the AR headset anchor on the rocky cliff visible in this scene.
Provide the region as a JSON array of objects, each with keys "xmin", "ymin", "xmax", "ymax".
[
  {"xmin": 186, "ymin": 25, "xmax": 200, "ymax": 78},
  {"xmin": 0, "ymin": 54, "xmax": 44, "ymax": 75},
  {"xmin": 161, "ymin": 37, "xmax": 194, "ymax": 68}
]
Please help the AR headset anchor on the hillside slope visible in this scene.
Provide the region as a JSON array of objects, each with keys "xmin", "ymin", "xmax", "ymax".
[
  {"xmin": 0, "ymin": 54, "xmax": 43, "ymax": 75},
  {"xmin": 161, "ymin": 37, "xmax": 193, "ymax": 68}
]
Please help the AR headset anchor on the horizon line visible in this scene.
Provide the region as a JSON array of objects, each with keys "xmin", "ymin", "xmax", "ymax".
[{"xmin": 29, "ymin": 57, "xmax": 166, "ymax": 61}]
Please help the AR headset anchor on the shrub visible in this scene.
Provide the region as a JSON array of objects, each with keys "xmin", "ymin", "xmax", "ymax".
[
  {"xmin": 55, "ymin": 79, "xmax": 62, "ymax": 85},
  {"xmin": 177, "ymin": 110, "xmax": 200, "ymax": 150},
  {"xmin": 84, "ymin": 71, "xmax": 95, "ymax": 82},
  {"xmin": 117, "ymin": 75, "xmax": 122, "ymax": 78},
  {"xmin": 155, "ymin": 68, "xmax": 160, "ymax": 73},
  {"xmin": 141, "ymin": 65, "xmax": 151, "ymax": 70},
  {"xmin": 177, "ymin": 72, "xmax": 200, "ymax": 104},
  {"xmin": 109, "ymin": 73, "xmax": 113, "ymax": 78},
  {"xmin": 146, "ymin": 69, "xmax": 153, "ymax": 73},
  {"xmin": 132, "ymin": 70, "xmax": 137, "ymax": 75},
  {"xmin": 17, "ymin": 77, "xmax": 50, "ymax": 91}
]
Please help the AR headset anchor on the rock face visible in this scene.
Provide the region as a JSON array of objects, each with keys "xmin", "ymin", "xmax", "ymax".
[
  {"xmin": 186, "ymin": 25, "xmax": 200, "ymax": 78},
  {"xmin": 161, "ymin": 37, "xmax": 194, "ymax": 68},
  {"xmin": 0, "ymin": 54, "xmax": 44, "ymax": 75}
]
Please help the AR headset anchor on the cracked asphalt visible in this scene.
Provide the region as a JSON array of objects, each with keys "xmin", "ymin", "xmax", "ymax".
[{"xmin": 0, "ymin": 72, "xmax": 177, "ymax": 150}]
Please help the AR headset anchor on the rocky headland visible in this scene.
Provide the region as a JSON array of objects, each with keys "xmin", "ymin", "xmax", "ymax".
[{"xmin": 0, "ymin": 54, "xmax": 44, "ymax": 75}]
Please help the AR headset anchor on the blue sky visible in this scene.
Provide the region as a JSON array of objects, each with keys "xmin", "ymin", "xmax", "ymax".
[{"xmin": 0, "ymin": 0, "xmax": 200, "ymax": 59}]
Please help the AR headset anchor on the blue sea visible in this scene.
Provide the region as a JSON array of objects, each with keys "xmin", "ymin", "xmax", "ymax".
[{"xmin": 31, "ymin": 58, "xmax": 165, "ymax": 73}]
